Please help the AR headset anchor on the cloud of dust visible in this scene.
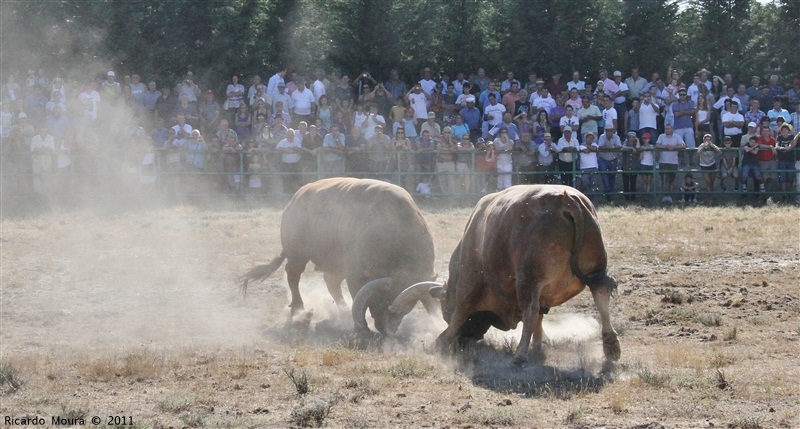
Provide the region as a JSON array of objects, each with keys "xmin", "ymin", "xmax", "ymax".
[{"xmin": 2, "ymin": 209, "xmax": 269, "ymax": 355}]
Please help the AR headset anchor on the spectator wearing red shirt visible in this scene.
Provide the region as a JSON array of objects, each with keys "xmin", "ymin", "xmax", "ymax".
[{"xmin": 756, "ymin": 126, "xmax": 777, "ymax": 191}]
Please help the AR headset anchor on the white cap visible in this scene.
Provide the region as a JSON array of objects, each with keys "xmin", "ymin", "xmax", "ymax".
[{"xmin": 107, "ymin": 71, "xmax": 116, "ymax": 77}]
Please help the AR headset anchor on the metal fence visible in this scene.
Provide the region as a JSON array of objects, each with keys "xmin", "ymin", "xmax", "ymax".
[{"xmin": 2, "ymin": 146, "xmax": 799, "ymax": 208}]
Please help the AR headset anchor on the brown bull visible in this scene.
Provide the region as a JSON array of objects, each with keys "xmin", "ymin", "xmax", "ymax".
[
  {"xmin": 429, "ymin": 185, "xmax": 620, "ymax": 364},
  {"xmin": 240, "ymin": 178, "xmax": 440, "ymax": 335}
]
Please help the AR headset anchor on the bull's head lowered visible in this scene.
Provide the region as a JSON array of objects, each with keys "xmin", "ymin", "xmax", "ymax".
[{"xmin": 351, "ymin": 278, "xmax": 445, "ymax": 336}]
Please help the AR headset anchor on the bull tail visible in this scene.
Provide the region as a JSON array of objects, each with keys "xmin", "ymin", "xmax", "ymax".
[
  {"xmin": 564, "ymin": 196, "xmax": 609, "ymax": 290},
  {"xmin": 239, "ymin": 252, "xmax": 287, "ymax": 301}
]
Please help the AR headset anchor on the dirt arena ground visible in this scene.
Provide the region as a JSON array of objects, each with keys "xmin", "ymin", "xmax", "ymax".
[{"xmin": 1, "ymin": 201, "xmax": 798, "ymax": 428}]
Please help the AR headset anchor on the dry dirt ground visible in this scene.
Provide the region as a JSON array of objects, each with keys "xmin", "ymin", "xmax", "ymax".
[{"xmin": 1, "ymin": 202, "xmax": 798, "ymax": 429}]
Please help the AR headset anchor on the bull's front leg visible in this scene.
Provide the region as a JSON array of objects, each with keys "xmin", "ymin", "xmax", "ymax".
[{"xmin": 591, "ymin": 280, "xmax": 620, "ymax": 361}]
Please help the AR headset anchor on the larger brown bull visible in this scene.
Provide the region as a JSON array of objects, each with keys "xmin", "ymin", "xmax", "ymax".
[
  {"xmin": 396, "ymin": 185, "xmax": 621, "ymax": 364},
  {"xmin": 240, "ymin": 178, "xmax": 441, "ymax": 335}
]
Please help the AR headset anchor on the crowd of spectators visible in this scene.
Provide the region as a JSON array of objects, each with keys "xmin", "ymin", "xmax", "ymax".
[{"xmin": 2, "ymin": 65, "xmax": 800, "ymax": 204}]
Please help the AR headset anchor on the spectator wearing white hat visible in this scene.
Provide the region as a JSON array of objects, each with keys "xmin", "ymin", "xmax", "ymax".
[{"xmin": 101, "ymin": 70, "xmax": 120, "ymax": 102}]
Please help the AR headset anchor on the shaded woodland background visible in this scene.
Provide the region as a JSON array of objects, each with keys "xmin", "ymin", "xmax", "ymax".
[{"xmin": 1, "ymin": 0, "xmax": 797, "ymax": 87}]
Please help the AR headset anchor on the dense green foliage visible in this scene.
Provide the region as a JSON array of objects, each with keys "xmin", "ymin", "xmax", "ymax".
[{"xmin": 1, "ymin": 0, "xmax": 795, "ymax": 86}]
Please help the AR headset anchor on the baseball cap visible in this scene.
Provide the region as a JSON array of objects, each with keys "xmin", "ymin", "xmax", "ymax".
[
  {"xmin": 543, "ymin": 132, "xmax": 552, "ymax": 138},
  {"xmin": 585, "ymin": 131, "xmax": 596, "ymax": 137},
  {"xmin": 642, "ymin": 132, "xmax": 651, "ymax": 139},
  {"xmin": 613, "ymin": 70, "xmax": 622, "ymax": 77},
  {"xmin": 278, "ymin": 82, "xmax": 286, "ymax": 87},
  {"xmin": 107, "ymin": 71, "xmax": 115, "ymax": 77},
  {"xmin": 627, "ymin": 131, "xmax": 637, "ymax": 137},
  {"xmin": 604, "ymin": 123, "xmax": 616, "ymax": 130},
  {"xmin": 466, "ymin": 95, "xmax": 475, "ymax": 103},
  {"xmin": 428, "ymin": 111, "xmax": 435, "ymax": 118},
  {"xmin": 748, "ymin": 122, "xmax": 757, "ymax": 128},
  {"xmin": 563, "ymin": 126, "xmax": 572, "ymax": 132}
]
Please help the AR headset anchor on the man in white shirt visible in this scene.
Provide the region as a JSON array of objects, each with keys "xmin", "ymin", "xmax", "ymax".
[
  {"xmin": 361, "ymin": 104, "xmax": 387, "ymax": 140},
  {"xmin": 267, "ymin": 69, "xmax": 286, "ymax": 100},
  {"xmin": 418, "ymin": 67, "xmax": 436, "ymax": 103},
  {"xmin": 556, "ymin": 126, "xmax": 580, "ymax": 188},
  {"xmin": 566, "ymin": 71, "xmax": 585, "ymax": 94},
  {"xmin": 578, "ymin": 131, "xmax": 599, "ymax": 193},
  {"xmin": 406, "ymin": 84, "xmax": 431, "ymax": 128},
  {"xmin": 531, "ymin": 87, "xmax": 556, "ymax": 112},
  {"xmin": 312, "ymin": 72, "xmax": 326, "ymax": 103},
  {"xmin": 290, "ymin": 79, "xmax": 316, "ymax": 127},
  {"xmin": 609, "ymin": 71, "xmax": 629, "ymax": 137},
  {"xmin": 656, "ymin": 124, "xmax": 686, "ymax": 193},
  {"xmin": 638, "ymin": 93, "xmax": 660, "ymax": 141},
  {"xmin": 482, "ymin": 94, "xmax": 506, "ymax": 138},
  {"xmin": 601, "ymin": 96, "xmax": 618, "ymax": 132},
  {"xmin": 721, "ymin": 100, "xmax": 745, "ymax": 146}
]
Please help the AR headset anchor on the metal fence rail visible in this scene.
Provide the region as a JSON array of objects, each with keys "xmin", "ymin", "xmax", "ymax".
[{"xmin": 3, "ymin": 147, "xmax": 799, "ymax": 206}]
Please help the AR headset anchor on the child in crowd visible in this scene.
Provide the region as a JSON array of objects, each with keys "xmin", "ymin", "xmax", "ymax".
[
  {"xmin": 638, "ymin": 132, "xmax": 654, "ymax": 195},
  {"xmin": 718, "ymin": 136, "xmax": 739, "ymax": 191},
  {"xmin": 680, "ymin": 173, "xmax": 699, "ymax": 203},
  {"xmin": 696, "ymin": 133, "xmax": 722, "ymax": 194},
  {"xmin": 416, "ymin": 175, "xmax": 432, "ymax": 199}
]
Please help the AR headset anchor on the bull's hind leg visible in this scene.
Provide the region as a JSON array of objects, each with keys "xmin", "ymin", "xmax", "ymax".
[
  {"xmin": 323, "ymin": 272, "xmax": 346, "ymax": 307},
  {"xmin": 591, "ymin": 278, "xmax": 621, "ymax": 361},
  {"xmin": 286, "ymin": 258, "xmax": 309, "ymax": 316},
  {"xmin": 513, "ymin": 285, "xmax": 541, "ymax": 366},
  {"xmin": 530, "ymin": 313, "xmax": 546, "ymax": 362}
]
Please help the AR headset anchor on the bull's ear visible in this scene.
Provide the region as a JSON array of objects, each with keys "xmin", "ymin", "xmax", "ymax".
[{"xmin": 429, "ymin": 285, "xmax": 446, "ymax": 299}]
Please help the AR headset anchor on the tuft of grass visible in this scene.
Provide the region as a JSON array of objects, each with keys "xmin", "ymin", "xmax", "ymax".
[
  {"xmin": 564, "ymin": 406, "xmax": 585, "ymax": 424},
  {"xmin": 119, "ymin": 349, "xmax": 164, "ymax": 381},
  {"xmin": 289, "ymin": 397, "xmax": 335, "ymax": 428},
  {"xmin": 610, "ymin": 393, "xmax": 627, "ymax": 414},
  {"xmin": 709, "ymin": 351, "xmax": 735, "ymax": 368},
  {"xmin": 179, "ymin": 413, "xmax": 205, "ymax": 428},
  {"xmin": 723, "ymin": 327, "xmax": 738, "ymax": 341},
  {"xmin": 661, "ymin": 290, "xmax": 695, "ymax": 304},
  {"xmin": 285, "ymin": 368, "xmax": 311, "ymax": 395},
  {"xmin": 695, "ymin": 312, "xmax": 723, "ymax": 327},
  {"xmin": 728, "ymin": 414, "xmax": 763, "ymax": 429},
  {"xmin": 157, "ymin": 395, "xmax": 195, "ymax": 413},
  {"xmin": 635, "ymin": 364, "xmax": 671, "ymax": 387},
  {"xmin": 747, "ymin": 316, "xmax": 768, "ymax": 326},
  {"xmin": 388, "ymin": 359, "xmax": 430, "ymax": 379},
  {"xmin": 321, "ymin": 348, "xmax": 355, "ymax": 367},
  {"xmin": 0, "ymin": 362, "xmax": 24, "ymax": 391}
]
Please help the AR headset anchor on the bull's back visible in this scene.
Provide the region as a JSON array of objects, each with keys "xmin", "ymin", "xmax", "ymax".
[
  {"xmin": 457, "ymin": 185, "xmax": 606, "ymax": 285},
  {"xmin": 281, "ymin": 178, "xmax": 434, "ymax": 274}
]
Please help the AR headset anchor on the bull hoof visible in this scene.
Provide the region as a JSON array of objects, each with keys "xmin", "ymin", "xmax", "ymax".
[
  {"xmin": 602, "ymin": 331, "xmax": 621, "ymax": 361},
  {"xmin": 512, "ymin": 354, "xmax": 527, "ymax": 367},
  {"xmin": 288, "ymin": 303, "xmax": 304, "ymax": 316}
]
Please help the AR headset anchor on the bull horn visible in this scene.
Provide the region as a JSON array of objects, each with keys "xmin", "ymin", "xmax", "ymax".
[
  {"xmin": 388, "ymin": 282, "xmax": 445, "ymax": 317},
  {"xmin": 351, "ymin": 278, "xmax": 393, "ymax": 333}
]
